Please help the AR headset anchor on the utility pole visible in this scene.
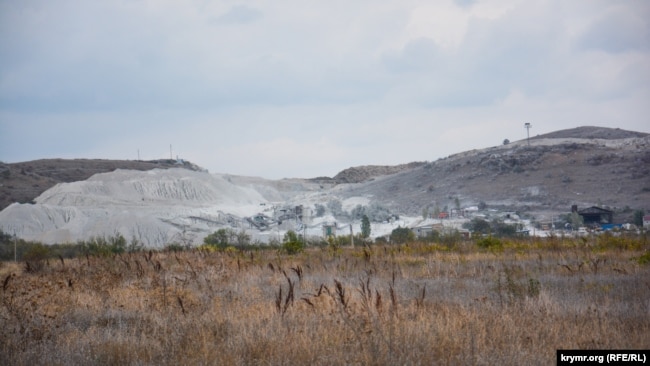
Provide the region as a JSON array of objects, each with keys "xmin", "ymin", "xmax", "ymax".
[
  {"xmin": 13, "ymin": 230, "xmax": 17, "ymax": 262},
  {"xmin": 524, "ymin": 123, "xmax": 532, "ymax": 146}
]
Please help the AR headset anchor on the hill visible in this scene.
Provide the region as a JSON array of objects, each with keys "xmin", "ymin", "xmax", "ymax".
[
  {"xmin": 331, "ymin": 162, "xmax": 426, "ymax": 184},
  {"xmin": 0, "ymin": 158, "xmax": 203, "ymax": 210},
  {"xmin": 335, "ymin": 132, "xmax": 650, "ymax": 218},
  {"xmin": 0, "ymin": 126, "xmax": 648, "ymax": 245},
  {"xmin": 532, "ymin": 126, "xmax": 648, "ymax": 140}
]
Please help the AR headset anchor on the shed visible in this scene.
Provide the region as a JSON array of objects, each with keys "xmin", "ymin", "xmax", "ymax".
[
  {"xmin": 322, "ymin": 222, "xmax": 337, "ymax": 237},
  {"xmin": 576, "ymin": 206, "xmax": 613, "ymax": 225},
  {"xmin": 413, "ymin": 225, "xmax": 434, "ymax": 238}
]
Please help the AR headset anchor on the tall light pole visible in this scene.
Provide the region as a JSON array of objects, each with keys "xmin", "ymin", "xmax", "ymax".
[{"xmin": 524, "ymin": 123, "xmax": 532, "ymax": 146}]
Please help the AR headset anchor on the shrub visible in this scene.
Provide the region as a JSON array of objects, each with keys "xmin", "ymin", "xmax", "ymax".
[
  {"xmin": 637, "ymin": 251, "xmax": 650, "ymax": 265},
  {"xmin": 165, "ymin": 243, "xmax": 186, "ymax": 252},
  {"xmin": 23, "ymin": 243, "xmax": 50, "ymax": 272},
  {"xmin": 82, "ymin": 235, "xmax": 127, "ymax": 256},
  {"xmin": 282, "ymin": 230, "xmax": 304, "ymax": 255},
  {"xmin": 464, "ymin": 218, "xmax": 491, "ymax": 235},
  {"xmin": 204, "ymin": 229, "xmax": 230, "ymax": 249},
  {"xmin": 495, "ymin": 266, "xmax": 541, "ymax": 304},
  {"xmin": 390, "ymin": 227, "xmax": 415, "ymax": 244},
  {"xmin": 476, "ymin": 236, "xmax": 502, "ymax": 249}
]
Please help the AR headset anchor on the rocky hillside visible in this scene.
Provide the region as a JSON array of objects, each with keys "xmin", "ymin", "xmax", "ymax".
[
  {"xmin": 0, "ymin": 159, "xmax": 204, "ymax": 210},
  {"xmin": 335, "ymin": 127, "xmax": 650, "ymax": 218},
  {"xmin": 532, "ymin": 126, "xmax": 647, "ymax": 140},
  {"xmin": 1, "ymin": 126, "xmax": 648, "ymax": 245},
  {"xmin": 331, "ymin": 162, "xmax": 426, "ymax": 184}
]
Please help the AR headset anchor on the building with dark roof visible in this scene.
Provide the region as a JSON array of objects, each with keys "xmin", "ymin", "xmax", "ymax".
[{"xmin": 572, "ymin": 205, "xmax": 614, "ymax": 225}]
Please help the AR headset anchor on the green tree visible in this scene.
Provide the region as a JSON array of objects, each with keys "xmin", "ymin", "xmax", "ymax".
[
  {"xmin": 390, "ymin": 227, "xmax": 414, "ymax": 244},
  {"xmin": 464, "ymin": 218, "xmax": 491, "ymax": 235},
  {"xmin": 361, "ymin": 215, "xmax": 371, "ymax": 239},
  {"xmin": 491, "ymin": 219, "xmax": 517, "ymax": 237},
  {"xmin": 204, "ymin": 228, "xmax": 230, "ymax": 249},
  {"xmin": 282, "ymin": 230, "xmax": 305, "ymax": 254}
]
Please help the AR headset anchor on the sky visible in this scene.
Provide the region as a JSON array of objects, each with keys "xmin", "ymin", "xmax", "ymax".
[{"xmin": 1, "ymin": 0, "xmax": 649, "ymax": 179}]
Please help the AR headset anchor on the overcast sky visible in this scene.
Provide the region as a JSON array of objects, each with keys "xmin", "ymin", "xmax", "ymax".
[{"xmin": 1, "ymin": 0, "xmax": 649, "ymax": 179}]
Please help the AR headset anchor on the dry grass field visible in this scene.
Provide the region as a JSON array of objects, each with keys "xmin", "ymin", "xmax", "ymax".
[{"xmin": 1, "ymin": 237, "xmax": 649, "ymax": 365}]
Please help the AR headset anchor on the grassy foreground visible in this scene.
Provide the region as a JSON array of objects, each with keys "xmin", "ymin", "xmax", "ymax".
[{"xmin": 1, "ymin": 238, "xmax": 649, "ymax": 365}]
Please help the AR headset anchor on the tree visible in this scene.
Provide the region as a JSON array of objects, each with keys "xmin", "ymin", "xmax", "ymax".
[
  {"xmin": 569, "ymin": 212, "xmax": 584, "ymax": 229},
  {"xmin": 634, "ymin": 210, "xmax": 645, "ymax": 227},
  {"xmin": 491, "ymin": 219, "xmax": 518, "ymax": 237},
  {"xmin": 236, "ymin": 230, "xmax": 251, "ymax": 247},
  {"xmin": 390, "ymin": 227, "xmax": 414, "ymax": 244},
  {"xmin": 204, "ymin": 228, "xmax": 230, "ymax": 248},
  {"xmin": 282, "ymin": 230, "xmax": 305, "ymax": 254},
  {"xmin": 503, "ymin": 139, "xmax": 510, "ymax": 145},
  {"xmin": 361, "ymin": 215, "xmax": 371, "ymax": 238},
  {"xmin": 464, "ymin": 218, "xmax": 491, "ymax": 235}
]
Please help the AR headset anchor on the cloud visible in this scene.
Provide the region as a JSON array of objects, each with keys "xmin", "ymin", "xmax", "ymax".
[
  {"xmin": 455, "ymin": 0, "xmax": 477, "ymax": 8},
  {"xmin": 212, "ymin": 5, "xmax": 263, "ymax": 24},
  {"xmin": 1, "ymin": 1, "xmax": 649, "ymax": 179},
  {"xmin": 383, "ymin": 37, "xmax": 441, "ymax": 73},
  {"xmin": 577, "ymin": 6, "xmax": 650, "ymax": 54}
]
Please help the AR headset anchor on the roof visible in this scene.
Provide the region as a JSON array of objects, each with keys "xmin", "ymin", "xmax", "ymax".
[{"xmin": 578, "ymin": 206, "xmax": 613, "ymax": 215}]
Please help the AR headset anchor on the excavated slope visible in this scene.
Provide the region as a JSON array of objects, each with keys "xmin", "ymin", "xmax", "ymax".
[{"xmin": 0, "ymin": 169, "xmax": 272, "ymax": 246}]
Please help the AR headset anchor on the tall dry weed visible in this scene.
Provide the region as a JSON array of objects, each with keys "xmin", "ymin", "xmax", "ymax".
[{"xmin": 0, "ymin": 241, "xmax": 648, "ymax": 365}]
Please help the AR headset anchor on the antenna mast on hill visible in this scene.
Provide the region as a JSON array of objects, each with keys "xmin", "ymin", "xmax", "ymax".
[
  {"xmin": 524, "ymin": 123, "xmax": 532, "ymax": 146},
  {"xmin": 170, "ymin": 144, "xmax": 173, "ymax": 160}
]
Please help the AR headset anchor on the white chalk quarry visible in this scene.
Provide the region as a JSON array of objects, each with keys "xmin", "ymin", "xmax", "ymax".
[
  {"xmin": 0, "ymin": 169, "xmax": 275, "ymax": 247},
  {"xmin": 0, "ymin": 167, "xmax": 418, "ymax": 247}
]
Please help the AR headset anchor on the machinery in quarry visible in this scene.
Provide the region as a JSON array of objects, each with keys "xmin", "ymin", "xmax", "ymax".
[{"xmin": 246, "ymin": 205, "xmax": 307, "ymax": 231}]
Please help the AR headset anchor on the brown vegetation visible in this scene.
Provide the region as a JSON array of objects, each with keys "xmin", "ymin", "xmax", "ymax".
[{"xmin": 1, "ymin": 236, "xmax": 649, "ymax": 365}]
